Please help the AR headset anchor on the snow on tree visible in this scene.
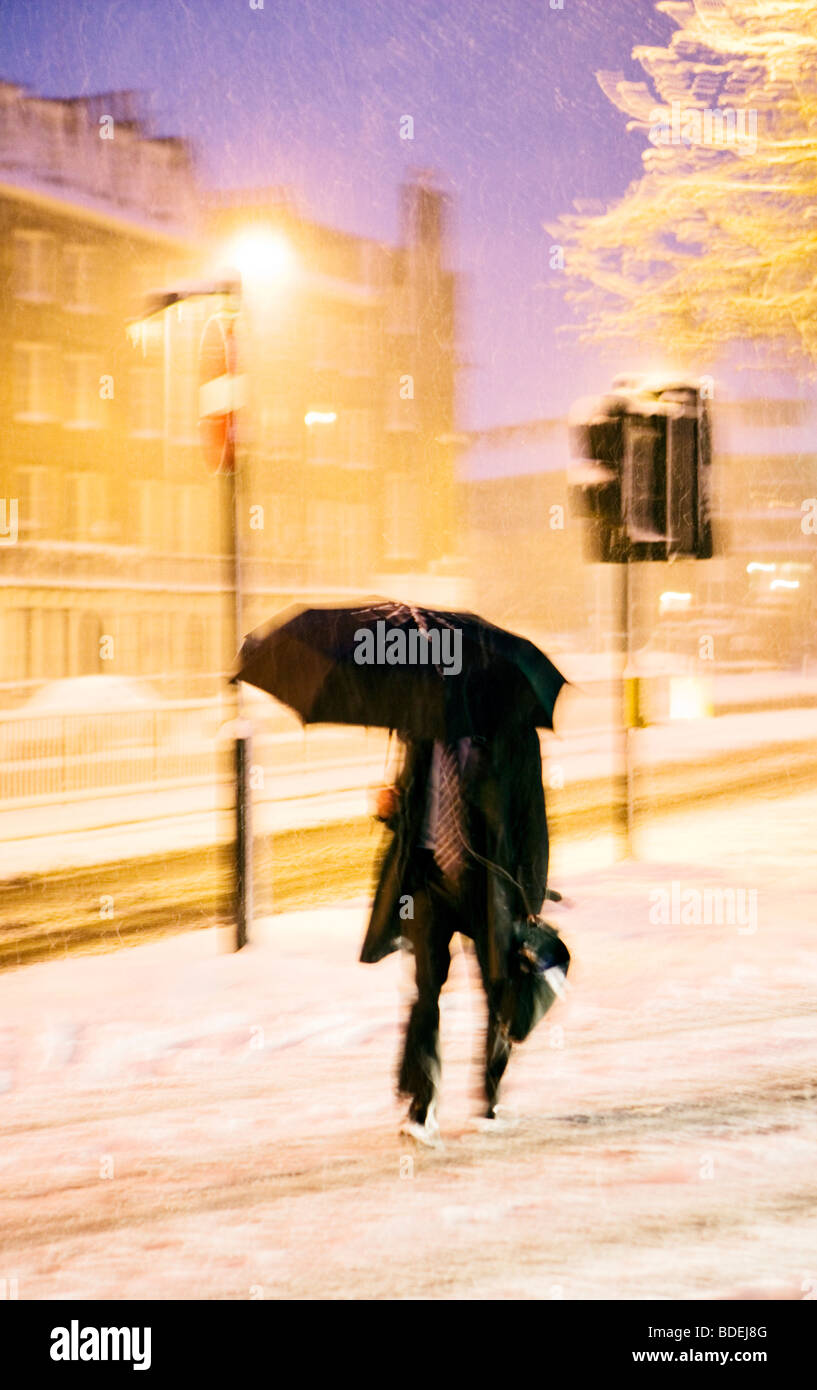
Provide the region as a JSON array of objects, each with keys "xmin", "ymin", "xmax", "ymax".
[{"xmin": 552, "ymin": 0, "xmax": 817, "ymax": 373}]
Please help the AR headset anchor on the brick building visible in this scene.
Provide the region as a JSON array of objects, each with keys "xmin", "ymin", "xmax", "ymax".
[{"xmin": 0, "ymin": 83, "xmax": 462, "ymax": 706}]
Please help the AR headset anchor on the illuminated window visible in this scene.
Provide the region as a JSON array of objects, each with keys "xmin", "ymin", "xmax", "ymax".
[
  {"xmin": 65, "ymin": 472, "xmax": 110, "ymax": 542},
  {"xmin": 14, "ymin": 342, "xmax": 58, "ymax": 421},
  {"xmin": 137, "ymin": 612, "xmax": 166, "ymax": 676},
  {"xmin": 343, "ymin": 321, "xmax": 372, "ymax": 376},
  {"xmin": 13, "ymin": 230, "xmax": 57, "ymax": 301},
  {"xmin": 129, "ymin": 367, "xmax": 162, "ymax": 437},
  {"xmin": 175, "ymin": 483, "xmax": 209, "ymax": 554},
  {"xmin": 306, "ymin": 414, "xmax": 339, "ymax": 465},
  {"xmin": 338, "ymin": 502, "xmax": 368, "ymax": 582},
  {"xmin": 3, "ymin": 610, "xmax": 32, "ymax": 681},
  {"xmin": 63, "ymin": 244, "xmax": 97, "ymax": 311},
  {"xmin": 43, "ymin": 609, "xmax": 70, "ymax": 679},
  {"xmin": 311, "ymin": 317, "xmax": 334, "ymax": 370},
  {"xmin": 130, "ymin": 479, "xmax": 166, "ymax": 550},
  {"xmin": 384, "ymin": 473, "xmax": 419, "ymax": 560},
  {"xmin": 13, "ymin": 466, "xmax": 51, "ymax": 539},
  {"xmin": 343, "ymin": 409, "xmax": 375, "ymax": 467},
  {"xmin": 77, "ymin": 612, "xmax": 104, "ymax": 674},
  {"xmin": 64, "ymin": 353, "xmax": 103, "ymax": 428},
  {"xmin": 185, "ymin": 615, "xmax": 208, "ymax": 673}
]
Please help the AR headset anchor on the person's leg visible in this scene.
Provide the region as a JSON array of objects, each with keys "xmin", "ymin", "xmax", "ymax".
[
  {"xmin": 483, "ymin": 980, "xmax": 512, "ymax": 1119},
  {"xmin": 469, "ymin": 922, "xmax": 513, "ymax": 1120},
  {"xmin": 397, "ymin": 881, "xmax": 453, "ymax": 1127}
]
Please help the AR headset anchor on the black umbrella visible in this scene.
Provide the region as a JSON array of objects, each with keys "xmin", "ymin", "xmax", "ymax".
[{"xmin": 234, "ymin": 599, "xmax": 567, "ymax": 739}]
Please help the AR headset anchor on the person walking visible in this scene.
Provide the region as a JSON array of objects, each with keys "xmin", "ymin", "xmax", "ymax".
[{"xmin": 360, "ymin": 719, "xmax": 551, "ymax": 1146}]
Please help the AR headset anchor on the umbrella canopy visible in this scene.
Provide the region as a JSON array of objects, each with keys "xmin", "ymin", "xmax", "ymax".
[{"xmin": 234, "ymin": 600, "xmax": 567, "ymax": 739}]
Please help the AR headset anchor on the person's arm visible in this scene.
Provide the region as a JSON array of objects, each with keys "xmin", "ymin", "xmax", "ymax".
[
  {"xmin": 372, "ymin": 738, "xmax": 416, "ymax": 831},
  {"xmin": 374, "ymin": 784, "xmax": 400, "ymax": 827}
]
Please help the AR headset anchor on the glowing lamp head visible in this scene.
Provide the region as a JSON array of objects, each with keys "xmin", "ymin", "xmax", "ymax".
[{"xmin": 223, "ymin": 229, "xmax": 296, "ymax": 288}]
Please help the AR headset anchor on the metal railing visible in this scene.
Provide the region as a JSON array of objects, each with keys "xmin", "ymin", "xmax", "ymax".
[{"xmin": 0, "ymin": 703, "xmax": 226, "ymax": 802}]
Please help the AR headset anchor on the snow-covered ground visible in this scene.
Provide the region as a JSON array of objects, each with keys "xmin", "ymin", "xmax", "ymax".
[{"xmin": 1, "ymin": 786, "xmax": 815, "ymax": 1300}]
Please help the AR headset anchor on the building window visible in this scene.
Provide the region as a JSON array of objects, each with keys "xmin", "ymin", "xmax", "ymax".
[
  {"xmin": 343, "ymin": 321, "xmax": 372, "ymax": 376},
  {"xmin": 306, "ymin": 413, "xmax": 339, "ymax": 465},
  {"xmin": 308, "ymin": 499, "xmax": 367, "ymax": 584},
  {"xmin": 185, "ymin": 615, "xmax": 208, "ymax": 673},
  {"xmin": 43, "ymin": 610, "xmax": 70, "ymax": 680},
  {"xmin": 130, "ymin": 479, "xmax": 166, "ymax": 551},
  {"xmin": 65, "ymin": 472, "xmax": 110, "ymax": 543},
  {"xmin": 174, "ymin": 483, "xmax": 209, "ymax": 555},
  {"xmin": 13, "ymin": 467, "xmax": 51, "ymax": 540},
  {"xmin": 138, "ymin": 612, "xmax": 166, "ymax": 676},
  {"xmin": 309, "ymin": 498, "xmax": 336, "ymax": 579},
  {"xmin": 311, "ymin": 317, "xmax": 335, "ymax": 371},
  {"xmin": 63, "ymin": 244, "xmax": 97, "ymax": 312},
  {"xmin": 384, "ymin": 472, "xmax": 419, "ymax": 561},
  {"xmin": 13, "ymin": 230, "xmax": 57, "ymax": 302},
  {"xmin": 64, "ymin": 353, "xmax": 103, "ymax": 429},
  {"xmin": 129, "ymin": 367, "xmax": 162, "ymax": 437},
  {"xmin": 343, "ymin": 409, "xmax": 375, "ymax": 467},
  {"xmin": 14, "ymin": 342, "xmax": 58, "ymax": 421},
  {"xmin": 259, "ymin": 402, "xmax": 298, "ymax": 456},
  {"xmin": 4, "ymin": 610, "xmax": 33, "ymax": 682},
  {"xmin": 338, "ymin": 502, "xmax": 367, "ymax": 583},
  {"xmin": 77, "ymin": 612, "xmax": 104, "ymax": 675}
]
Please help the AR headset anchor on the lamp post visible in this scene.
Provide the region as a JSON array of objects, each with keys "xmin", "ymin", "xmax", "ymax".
[
  {"xmin": 129, "ymin": 273, "xmax": 251, "ymax": 950},
  {"xmin": 130, "ymin": 231, "xmax": 298, "ymax": 948},
  {"xmin": 198, "ymin": 281, "xmax": 252, "ymax": 949}
]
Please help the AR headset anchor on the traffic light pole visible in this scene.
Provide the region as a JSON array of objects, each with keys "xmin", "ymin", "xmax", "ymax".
[
  {"xmin": 229, "ymin": 422, "xmax": 253, "ymax": 952},
  {"xmin": 619, "ymin": 555, "xmax": 636, "ymax": 858},
  {"xmin": 568, "ymin": 376, "xmax": 714, "ymax": 862}
]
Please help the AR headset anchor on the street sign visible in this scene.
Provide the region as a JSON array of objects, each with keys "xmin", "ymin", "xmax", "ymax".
[{"xmin": 198, "ymin": 312, "xmax": 246, "ymax": 475}]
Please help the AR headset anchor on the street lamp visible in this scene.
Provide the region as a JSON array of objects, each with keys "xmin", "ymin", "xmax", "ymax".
[
  {"xmin": 222, "ymin": 229, "xmax": 296, "ymax": 288},
  {"xmin": 130, "ymin": 230, "xmax": 301, "ymax": 946},
  {"xmin": 127, "ymin": 242, "xmax": 294, "ymax": 951}
]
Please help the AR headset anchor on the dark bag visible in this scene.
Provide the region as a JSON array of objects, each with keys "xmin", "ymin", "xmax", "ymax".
[{"xmin": 498, "ymin": 916, "xmax": 570, "ymax": 1043}]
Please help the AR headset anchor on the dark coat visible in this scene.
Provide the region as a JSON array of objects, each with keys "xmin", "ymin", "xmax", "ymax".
[{"xmin": 360, "ymin": 724, "xmax": 549, "ymax": 981}]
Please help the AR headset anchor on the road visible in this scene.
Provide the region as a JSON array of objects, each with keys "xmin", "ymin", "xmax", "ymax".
[{"xmin": 1, "ymin": 782, "xmax": 815, "ymax": 1299}]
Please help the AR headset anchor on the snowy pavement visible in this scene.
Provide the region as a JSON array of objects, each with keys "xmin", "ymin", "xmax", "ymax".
[{"xmin": 1, "ymin": 786, "xmax": 815, "ymax": 1299}]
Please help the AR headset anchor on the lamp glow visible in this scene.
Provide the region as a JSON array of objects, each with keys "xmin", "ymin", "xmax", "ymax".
[
  {"xmin": 223, "ymin": 229, "xmax": 296, "ymax": 287},
  {"xmin": 659, "ymin": 590, "xmax": 692, "ymax": 614}
]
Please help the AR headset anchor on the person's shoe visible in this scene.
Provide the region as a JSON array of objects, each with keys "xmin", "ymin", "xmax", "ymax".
[
  {"xmin": 399, "ymin": 1102, "xmax": 442, "ymax": 1148},
  {"xmin": 471, "ymin": 1104, "xmax": 518, "ymax": 1133}
]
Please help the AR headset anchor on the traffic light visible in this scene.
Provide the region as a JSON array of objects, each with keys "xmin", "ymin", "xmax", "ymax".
[
  {"xmin": 568, "ymin": 395, "xmax": 628, "ymax": 562},
  {"xmin": 568, "ymin": 377, "xmax": 713, "ymax": 562}
]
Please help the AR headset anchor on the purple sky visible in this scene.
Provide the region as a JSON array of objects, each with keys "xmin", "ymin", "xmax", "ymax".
[{"xmin": 4, "ymin": 0, "xmax": 673, "ymax": 428}]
